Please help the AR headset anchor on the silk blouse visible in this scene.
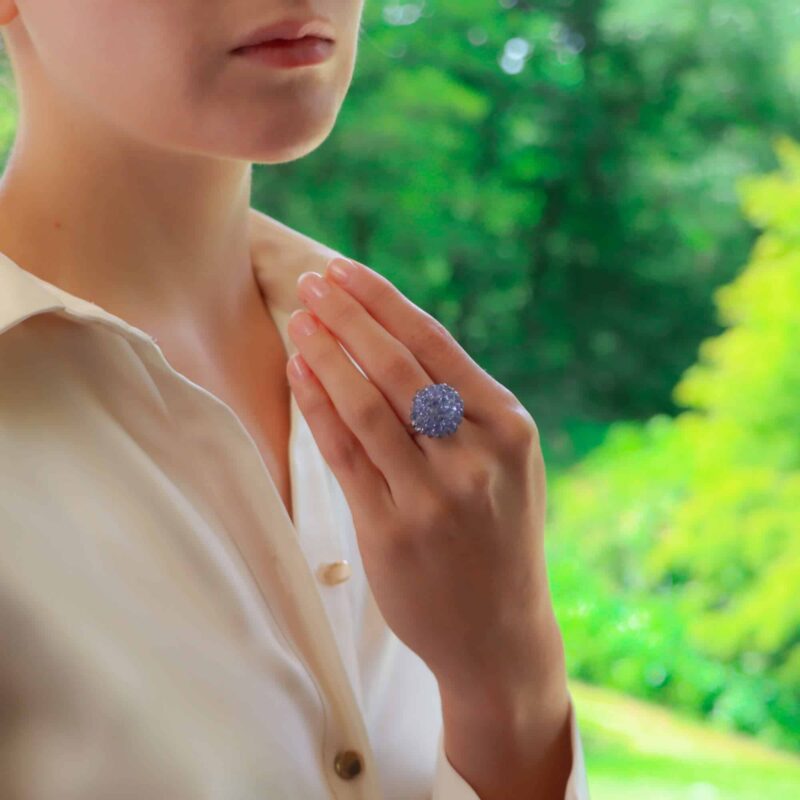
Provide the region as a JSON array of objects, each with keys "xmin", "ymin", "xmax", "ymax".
[{"xmin": 0, "ymin": 206, "xmax": 591, "ymax": 799}]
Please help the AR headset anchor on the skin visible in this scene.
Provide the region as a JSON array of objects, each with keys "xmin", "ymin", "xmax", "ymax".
[{"xmin": 0, "ymin": 3, "xmax": 574, "ymax": 798}]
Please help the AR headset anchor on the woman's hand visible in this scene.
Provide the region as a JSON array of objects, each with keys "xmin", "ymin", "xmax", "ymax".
[{"xmin": 286, "ymin": 256, "xmax": 568, "ymax": 722}]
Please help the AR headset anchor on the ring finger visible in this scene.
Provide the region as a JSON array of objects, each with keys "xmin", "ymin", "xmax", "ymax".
[{"xmin": 287, "ymin": 304, "xmax": 428, "ymax": 488}]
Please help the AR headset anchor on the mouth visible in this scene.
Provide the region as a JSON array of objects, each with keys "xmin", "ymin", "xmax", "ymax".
[
  {"xmin": 231, "ymin": 17, "xmax": 336, "ymax": 52},
  {"xmin": 231, "ymin": 38, "xmax": 335, "ymax": 69},
  {"xmin": 232, "ymin": 35, "xmax": 334, "ymax": 53}
]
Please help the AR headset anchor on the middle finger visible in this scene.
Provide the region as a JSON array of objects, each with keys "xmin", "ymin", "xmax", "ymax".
[{"xmin": 296, "ymin": 270, "xmax": 437, "ymax": 441}]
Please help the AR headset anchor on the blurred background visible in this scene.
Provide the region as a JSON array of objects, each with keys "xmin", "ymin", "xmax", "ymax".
[{"xmin": 2, "ymin": 1, "xmax": 799, "ymax": 797}]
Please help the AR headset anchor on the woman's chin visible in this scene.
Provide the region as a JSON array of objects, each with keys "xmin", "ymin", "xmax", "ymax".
[{"xmin": 238, "ymin": 106, "xmax": 338, "ymax": 164}]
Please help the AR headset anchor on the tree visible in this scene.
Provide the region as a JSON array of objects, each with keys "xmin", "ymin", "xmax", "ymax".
[{"xmin": 548, "ymin": 138, "xmax": 800, "ymax": 748}]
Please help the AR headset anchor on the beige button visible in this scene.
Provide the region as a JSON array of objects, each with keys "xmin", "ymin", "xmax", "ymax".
[
  {"xmin": 318, "ymin": 560, "xmax": 352, "ymax": 585},
  {"xmin": 334, "ymin": 749, "xmax": 363, "ymax": 780}
]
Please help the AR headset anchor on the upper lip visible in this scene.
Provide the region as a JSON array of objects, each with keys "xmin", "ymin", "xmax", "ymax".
[{"xmin": 232, "ymin": 16, "xmax": 336, "ymax": 50}]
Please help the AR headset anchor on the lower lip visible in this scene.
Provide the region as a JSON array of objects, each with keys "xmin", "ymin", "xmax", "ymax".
[{"xmin": 232, "ymin": 36, "xmax": 335, "ymax": 68}]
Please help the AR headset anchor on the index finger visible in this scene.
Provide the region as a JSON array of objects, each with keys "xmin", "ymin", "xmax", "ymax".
[{"xmin": 324, "ymin": 257, "xmax": 516, "ymax": 420}]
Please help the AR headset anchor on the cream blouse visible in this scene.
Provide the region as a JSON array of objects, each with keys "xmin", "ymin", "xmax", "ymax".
[{"xmin": 0, "ymin": 206, "xmax": 590, "ymax": 799}]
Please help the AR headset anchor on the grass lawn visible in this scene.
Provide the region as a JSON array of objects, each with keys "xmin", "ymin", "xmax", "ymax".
[{"xmin": 569, "ymin": 679, "xmax": 800, "ymax": 799}]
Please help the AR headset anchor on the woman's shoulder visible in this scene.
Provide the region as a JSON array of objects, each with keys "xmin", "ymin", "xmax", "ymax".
[{"xmin": 247, "ymin": 206, "xmax": 351, "ymax": 316}]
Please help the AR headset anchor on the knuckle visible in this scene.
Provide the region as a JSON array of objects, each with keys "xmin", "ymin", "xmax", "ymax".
[
  {"xmin": 303, "ymin": 391, "xmax": 330, "ymax": 420},
  {"xmin": 323, "ymin": 297, "xmax": 353, "ymax": 331},
  {"xmin": 454, "ymin": 461, "xmax": 493, "ymax": 502},
  {"xmin": 363, "ymin": 272, "xmax": 396, "ymax": 308},
  {"xmin": 352, "ymin": 393, "xmax": 385, "ymax": 432},
  {"xmin": 382, "ymin": 352, "xmax": 420, "ymax": 388},
  {"xmin": 326, "ymin": 434, "xmax": 361, "ymax": 474},
  {"xmin": 494, "ymin": 403, "xmax": 539, "ymax": 453},
  {"xmin": 490, "ymin": 375, "xmax": 521, "ymax": 405},
  {"xmin": 414, "ymin": 316, "xmax": 454, "ymax": 359}
]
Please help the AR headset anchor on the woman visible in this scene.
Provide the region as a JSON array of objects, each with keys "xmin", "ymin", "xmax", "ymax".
[{"xmin": 0, "ymin": 2, "xmax": 590, "ymax": 798}]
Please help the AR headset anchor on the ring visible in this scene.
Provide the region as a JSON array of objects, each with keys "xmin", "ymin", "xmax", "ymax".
[{"xmin": 407, "ymin": 382, "xmax": 464, "ymax": 438}]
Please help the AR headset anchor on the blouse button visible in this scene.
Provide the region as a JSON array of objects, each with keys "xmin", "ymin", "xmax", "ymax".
[
  {"xmin": 318, "ymin": 559, "xmax": 352, "ymax": 585},
  {"xmin": 333, "ymin": 749, "xmax": 363, "ymax": 780}
]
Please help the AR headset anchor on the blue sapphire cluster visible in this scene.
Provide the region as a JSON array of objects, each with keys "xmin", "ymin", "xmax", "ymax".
[{"xmin": 409, "ymin": 383, "xmax": 464, "ymax": 438}]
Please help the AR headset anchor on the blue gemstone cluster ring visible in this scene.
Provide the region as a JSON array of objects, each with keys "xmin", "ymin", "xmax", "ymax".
[{"xmin": 408, "ymin": 382, "xmax": 465, "ymax": 438}]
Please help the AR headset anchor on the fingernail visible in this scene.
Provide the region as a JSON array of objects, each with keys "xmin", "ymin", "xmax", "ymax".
[
  {"xmin": 326, "ymin": 257, "xmax": 356, "ymax": 286},
  {"xmin": 291, "ymin": 309, "xmax": 318, "ymax": 336},
  {"xmin": 298, "ymin": 271, "xmax": 330, "ymax": 300},
  {"xmin": 289, "ymin": 353, "xmax": 310, "ymax": 380}
]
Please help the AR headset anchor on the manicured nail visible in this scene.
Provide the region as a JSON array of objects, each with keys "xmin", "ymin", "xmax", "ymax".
[
  {"xmin": 297, "ymin": 271, "xmax": 330, "ymax": 300},
  {"xmin": 326, "ymin": 257, "xmax": 356, "ymax": 286},
  {"xmin": 291, "ymin": 309, "xmax": 319, "ymax": 336},
  {"xmin": 289, "ymin": 353, "xmax": 310, "ymax": 380}
]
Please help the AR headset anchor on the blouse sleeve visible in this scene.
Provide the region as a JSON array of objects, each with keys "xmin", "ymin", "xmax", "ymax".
[{"xmin": 431, "ymin": 689, "xmax": 591, "ymax": 799}]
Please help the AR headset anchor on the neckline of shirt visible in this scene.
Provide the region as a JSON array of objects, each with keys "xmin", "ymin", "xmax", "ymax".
[{"xmin": 0, "ymin": 205, "xmax": 345, "ymax": 359}]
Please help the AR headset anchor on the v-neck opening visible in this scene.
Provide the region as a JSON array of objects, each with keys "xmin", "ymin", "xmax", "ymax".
[
  {"xmin": 1, "ymin": 245, "xmax": 304, "ymax": 542},
  {"xmin": 269, "ymin": 306, "xmax": 301, "ymax": 535}
]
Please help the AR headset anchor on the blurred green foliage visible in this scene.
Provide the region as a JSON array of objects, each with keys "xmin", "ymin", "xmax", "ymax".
[{"xmin": 549, "ymin": 138, "xmax": 800, "ymax": 750}]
